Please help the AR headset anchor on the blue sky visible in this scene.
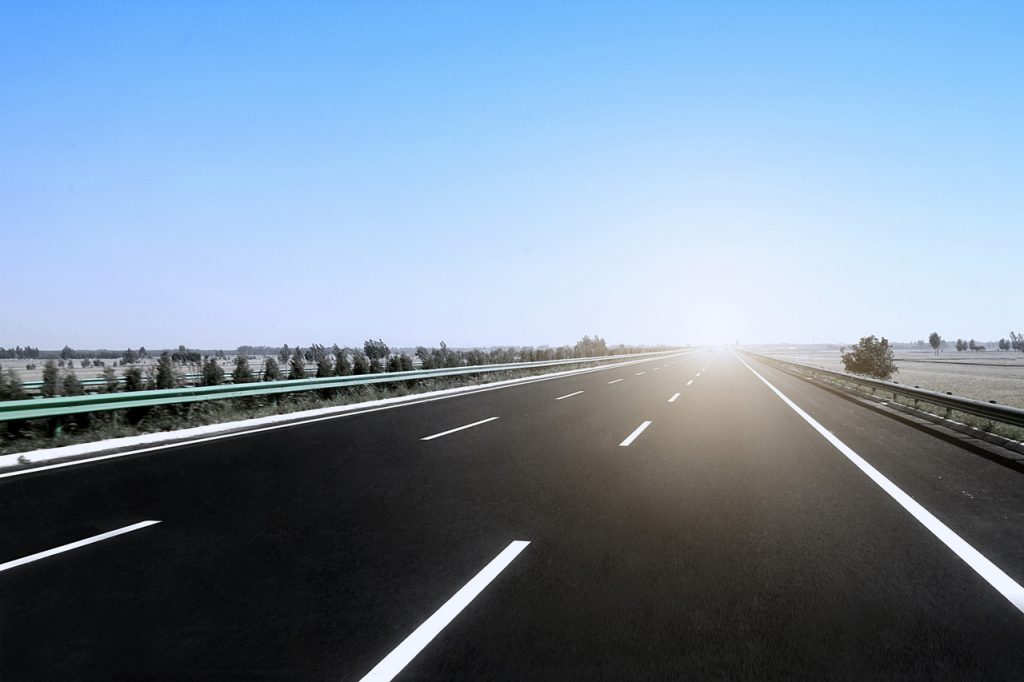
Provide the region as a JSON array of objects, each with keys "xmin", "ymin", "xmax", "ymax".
[{"xmin": 3, "ymin": 1, "xmax": 1021, "ymax": 349}]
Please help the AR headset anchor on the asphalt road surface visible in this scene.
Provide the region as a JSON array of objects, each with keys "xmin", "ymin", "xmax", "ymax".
[{"xmin": 3, "ymin": 350, "xmax": 1024, "ymax": 680}]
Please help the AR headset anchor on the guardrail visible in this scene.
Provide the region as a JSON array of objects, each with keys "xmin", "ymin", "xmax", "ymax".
[
  {"xmin": 0, "ymin": 350, "xmax": 686, "ymax": 422},
  {"xmin": 741, "ymin": 351, "xmax": 1024, "ymax": 431}
]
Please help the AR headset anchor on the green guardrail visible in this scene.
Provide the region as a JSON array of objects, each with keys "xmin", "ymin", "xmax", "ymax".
[{"xmin": 0, "ymin": 350, "xmax": 687, "ymax": 422}]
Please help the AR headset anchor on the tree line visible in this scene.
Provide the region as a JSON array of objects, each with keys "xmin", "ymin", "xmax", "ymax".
[
  {"xmin": 1, "ymin": 335, "xmax": 653, "ymax": 400},
  {"xmin": 927, "ymin": 331, "xmax": 1024, "ymax": 353}
]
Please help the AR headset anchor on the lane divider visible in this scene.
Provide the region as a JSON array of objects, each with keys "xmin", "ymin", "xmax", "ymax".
[
  {"xmin": 608, "ymin": 379, "xmax": 623, "ymax": 384},
  {"xmin": 686, "ymin": 380, "xmax": 694, "ymax": 386},
  {"xmin": 0, "ymin": 520, "xmax": 161, "ymax": 573},
  {"xmin": 555, "ymin": 391, "xmax": 584, "ymax": 401},
  {"xmin": 619, "ymin": 421, "xmax": 652, "ymax": 447},
  {"xmin": 668, "ymin": 393, "xmax": 680, "ymax": 403},
  {"xmin": 359, "ymin": 541, "xmax": 530, "ymax": 681},
  {"xmin": 734, "ymin": 352, "xmax": 1024, "ymax": 616},
  {"xmin": 421, "ymin": 417, "xmax": 499, "ymax": 441}
]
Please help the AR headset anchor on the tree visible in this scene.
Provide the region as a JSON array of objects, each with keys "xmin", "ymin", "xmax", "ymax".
[
  {"xmin": 316, "ymin": 355, "xmax": 334, "ymax": 378},
  {"xmin": 840, "ymin": 335, "xmax": 897, "ymax": 379},
  {"xmin": 399, "ymin": 353, "xmax": 415, "ymax": 371},
  {"xmin": 41, "ymin": 360, "xmax": 61, "ymax": 397},
  {"xmin": 124, "ymin": 367, "xmax": 144, "ymax": 391},
  {"xmin": 969, "ymin": 339, "xmax": 977, "ymax": 351},
  {"xmin": 575, "ymin": 334, "xmax": 609, "ymax": 357},
  {"xmin": 156, "ymin": 352, "xmax": 179, "ymax": 389},
  {"xmin": 387, "ymin": 356, "xmax": 403, "ymax": 372},
  {"xmin": 278, "ymin": 344, "xmax": 291, "ymax": 364},
  {"xmin": 1011, "ymin": 332, "xmax": 1024, "ymax": 352},
  {"xmin": 201, "ymin": 357, "xmax": 225, "ymax": 386},
  {"xmin": 998, "ymin": 338, "xmax": 1011, "ymax": 351},
  {"xmin": 955, "ymin": 338, "xmax": 966, "ymax": 352},
  {"xmin": 335, "ymin": 349, "xmax": 352, "ymax": 376},
  {"xmin": 122, "ymin": 348, "xmax": 138, "ymax": 365},
  {"xmin": 262, "ymin": 357, "xmax": 282, "ymax": 381},
  {"xmin": 288, "ymin": 352, "xmax": 306, "ymax": 380},
  {"xmin": 351, "ymin": 350, "xmax": 370, "ymax": 375},
  {"xmin": 61, "ymin": 371, "xmax": 85, "ymax": 396},
  {"xmin": 0, "ymin": 369, "xmax": 28, "ymax": 401},
  {"xmin": 102, "ymin": 366, "xmax": 119, "ymax": 393},
  {"xmin": 61, "ymin": 345, "xmax": 74, "ymax": 360},
  {"xmin": 415, "ymin": 346, "xmax": 434, "ymax": 369},
  {"xmin": 928, "ymin": 332, "xmax": 942, "ymax": 356},
  {"xmin": 233, "ymin": 355, "xmax": 255, "ymax": 383},
  {"xmin": 363, "ymin": 339, "xmax": 390, "ymax": 373}
]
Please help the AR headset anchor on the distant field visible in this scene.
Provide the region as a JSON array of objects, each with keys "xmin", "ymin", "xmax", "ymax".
[{"xmin": 762, "ymin": 349, "xmax": 1024, "ymax": 409}]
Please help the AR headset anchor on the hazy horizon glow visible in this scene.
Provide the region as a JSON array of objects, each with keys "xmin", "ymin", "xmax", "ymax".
[{"xmin": 3, "ymin": 2, "xmax": 1021, "ymax": 349}]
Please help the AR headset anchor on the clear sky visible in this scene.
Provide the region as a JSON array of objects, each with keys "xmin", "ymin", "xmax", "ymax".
[{"xmin": 3, "ymin": 1, "xmax": 1021, "ymax": 349}]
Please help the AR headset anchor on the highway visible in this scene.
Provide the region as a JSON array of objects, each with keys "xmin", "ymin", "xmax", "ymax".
[{"xmin": 2, "ymin": 350, "xmax": 1024, "ymax": 680}]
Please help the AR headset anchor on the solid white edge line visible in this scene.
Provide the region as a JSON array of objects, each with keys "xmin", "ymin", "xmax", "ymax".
[
  {"xmin": 359, "ymin": 540, "xmax": 530, "ymax": 681},
  {"xmin": 619, "ymin": 421, "xmax": 652, "ymax": 447},
  {"xmin": 421, "ymin": 417, "xmax": 499, "ymax": 441},
  {"xmin": 607, "ymin": 379, "xmax": 623, "ymax": 384},
  {"xmin": 668, "ymin": 393, "xmax": 680, "ymax": 403},
  {"xmin": 686, "ymin": 380, "xmax": 694, "ymax": 386},
  {"xmin": 555, "ymin": 391, "xmax": 584, "ymax": 401},
  {"xmin": 733, "ymin": 352, "xmax": 1024, "ymax": 616},
  {"xmin": 0, "ymin": 520, "xmax": 161, "ymax": 572},
  {"xmin": 2, "ymin": 352, "xmax": 696, "ymax": 480}
]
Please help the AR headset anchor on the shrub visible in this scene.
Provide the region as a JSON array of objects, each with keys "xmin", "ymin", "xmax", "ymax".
[
  {"xmin": 841, "ymin": 335, "xmax": 897, "ymax": 379},
  {"xmin": 316, "ymin": 356, "xmax": 334, "ymax": 377}
]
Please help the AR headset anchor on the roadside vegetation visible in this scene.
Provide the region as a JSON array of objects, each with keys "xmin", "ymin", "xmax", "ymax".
[
  {"xmin": 0, "ymin": 335, "xmax": 669, "ymax": 454},
  {"xmin": 841, "ymin": 336, "xmax": 898, "ymax": 379}
]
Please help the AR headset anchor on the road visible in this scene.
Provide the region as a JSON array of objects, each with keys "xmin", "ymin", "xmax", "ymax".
[{"xmin": 3, "ymin": 350, "xmax": 1024, "ymax": 680}]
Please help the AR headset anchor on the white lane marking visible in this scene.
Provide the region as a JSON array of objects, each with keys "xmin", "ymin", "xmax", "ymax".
[
  {"xmin": 421, "ymin": 417, "xmax": 499, "ymax": 441},
  {"xmin": 359, "ymin": 540, "xmax": 530, "ymax": 681},
  {"xmin": 686, "ymin": 380, "xmax": 694, "ymax": 386},
  {"xmin": 619, "ymin": 421, "xmax": 652, "ymax": 447},
  {"xmin": 635, "ymin": 372, "xmax": 646, "ymax": 376},
  {"xmin": 1, "ymin": 354, "xmax": 696, "ymax": 480},
  {"xmin": 668, "ymin": 393, "xmax": 680, "ymax": 403},
  {"xmin": 555, "ymin": 390, "xmax": 584, "ymax": 401},
  {"xmin": 734, "ymin": 353, "xmax": 1024, "ymax": 616},
  {"xmin": 653, "ymin": 368, "xmax": 660, "ymax": 371},
  {"xmin": 0, "ymin": 520, "xmax": 161, "ymax": 573},
  {"xmin": 696, "ymin": 372, "xmax": 701, "ymax": 377},
  {"xmin": 607, "ymin": 379, "xmax": 623, "ymax": 384}
]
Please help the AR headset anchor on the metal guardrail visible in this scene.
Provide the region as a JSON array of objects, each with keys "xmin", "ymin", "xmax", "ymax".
[
  {"xmin": 0, "ymin": 351, "xmax": 685, "ymax": 422},
  {"xmin": 742, "ymin": 351, "xmax": 1024, "ymax": 430}
]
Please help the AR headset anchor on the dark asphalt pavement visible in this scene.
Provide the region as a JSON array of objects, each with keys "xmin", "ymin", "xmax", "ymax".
[{"xmin": 3, "ymin": 350, "xmax": 1024, "ymax": 680}]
